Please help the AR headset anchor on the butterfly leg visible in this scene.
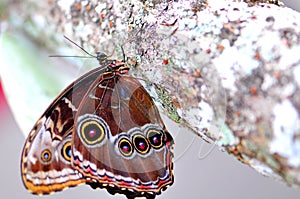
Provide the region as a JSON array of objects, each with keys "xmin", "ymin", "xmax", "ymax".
[{"xmin": 125, "ymin": 193, "xmax": 156, "ymax": 199}]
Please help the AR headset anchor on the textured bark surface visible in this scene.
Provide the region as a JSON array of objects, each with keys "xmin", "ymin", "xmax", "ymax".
[{"xmin": 1, "ymin": 0, "xmax": 300, "ymax": 188}]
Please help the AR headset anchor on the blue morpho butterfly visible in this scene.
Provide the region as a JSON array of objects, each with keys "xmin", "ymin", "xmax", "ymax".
[{"xmin": 21, "ymin": 36, "xmax": 174, "ymax": 199}]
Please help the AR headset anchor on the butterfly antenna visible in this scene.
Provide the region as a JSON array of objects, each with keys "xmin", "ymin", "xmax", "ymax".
[
  {"xmin": 63, "ymin": 35, "xmax": 96, "ymax": 58},
  {"xmin": 115, "ymin": 45, "xmax": 126, "ymax": 62},
  {"xmin": 49, "ymin": 55, "xmax": 95, "ymax": 58}
]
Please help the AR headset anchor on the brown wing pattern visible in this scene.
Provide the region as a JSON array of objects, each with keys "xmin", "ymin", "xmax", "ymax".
[
  {"xmin": 21, "ymin": 67, "xmax": 105, "ymax": 194},
  {"xmin": 72, "ymin": 66, "xmax": 174, "ymax": 198},
  {"xmin": 21, "ymin": 61, "xmax": 174, "ymax": 198}
]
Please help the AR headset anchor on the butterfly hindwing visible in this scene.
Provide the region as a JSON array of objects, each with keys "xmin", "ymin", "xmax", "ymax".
[{"xmin": 72, "ymin": 63, "xmax": 174, "ymax": 198}]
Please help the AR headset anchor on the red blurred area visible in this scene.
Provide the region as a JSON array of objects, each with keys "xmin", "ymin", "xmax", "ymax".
[{"xmin": 0, "ymin": 80, "xmax": 9, "ymax": 116}]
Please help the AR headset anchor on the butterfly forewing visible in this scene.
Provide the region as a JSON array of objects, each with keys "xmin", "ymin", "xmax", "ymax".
[{"xmin": 21, "ymin": 67, "xmax": 105, "ymax": 194}]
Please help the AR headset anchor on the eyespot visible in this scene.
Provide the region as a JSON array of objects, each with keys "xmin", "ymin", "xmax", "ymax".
[
  {"xmin": 147, "ymin": 129, "xmax": 164, "ymax": 149},
  {"xmin": 41, "ymin": 149, "xmax": 52, "ymax": 163},
  {"xmin": 132, "ymin": 134, "xmax": 150, "ymax": 155},
  {"xmin": 80, "ymin": 120, "xmax": 106, "ymax": 145},
  {"xmin": 61, "ymin": 141, "xmax": 72, "ymax": 162},
  {"xmin": 77, "ymin": 114, "xmax": 109, "ymax": 148},
  {"xmin": 118, "ymin": 138, "xmax": 133, "ymax": 157}
]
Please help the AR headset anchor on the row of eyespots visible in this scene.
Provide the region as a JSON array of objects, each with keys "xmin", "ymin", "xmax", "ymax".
[
  {"xmin": 40, "ymin": 141, "xmax": 72, "ymax": 164},
  {"xmin": 118, "ymin": 129, "xmax": 164, "ymax": 157},
  {"xmin": 39, "ymin": 128, "xmax": 163, "ymax": 164},
  {"xmin": 77, "ymin": 116, "xmax": 165, "ymax": 158}
]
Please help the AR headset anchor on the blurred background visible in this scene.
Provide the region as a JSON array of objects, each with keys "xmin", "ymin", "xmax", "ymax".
[{"xmin": 1, "ymin": 0, "xmax": 300, "ymax": 199}]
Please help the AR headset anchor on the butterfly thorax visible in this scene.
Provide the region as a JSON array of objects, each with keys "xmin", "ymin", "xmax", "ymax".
[{"xmin": 104, "ymin": 60, "xmax": 130, "ymax": 75}]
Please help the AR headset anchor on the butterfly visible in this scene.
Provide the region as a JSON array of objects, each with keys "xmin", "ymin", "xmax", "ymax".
[{"xmin": 21, "ymin": 36, "xmax": 174, "ymax": 199}]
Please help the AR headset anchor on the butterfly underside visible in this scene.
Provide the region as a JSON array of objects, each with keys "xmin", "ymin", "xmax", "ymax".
[{"xmin": 21, "ymin": 59, "xmax": 174, "ymax": 198}]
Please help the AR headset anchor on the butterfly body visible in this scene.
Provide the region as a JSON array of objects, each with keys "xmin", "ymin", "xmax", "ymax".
[{"xmin": 21, "ymin": 57, "xmax": 174, "ymax": 198}]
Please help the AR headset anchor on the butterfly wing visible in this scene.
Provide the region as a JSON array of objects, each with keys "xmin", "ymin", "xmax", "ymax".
[
  {"xmin": 72, "ymin": 70, "xmax": 174, "ymax": 198},
  {"xmin": 21, "ymin": 67, "xmax": 105, "ymax": 194}
]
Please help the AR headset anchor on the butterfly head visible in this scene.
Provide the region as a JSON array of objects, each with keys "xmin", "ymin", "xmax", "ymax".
[{"xmin": 96, "ymin": 52, "xmax": 109, "ymax": 65}]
